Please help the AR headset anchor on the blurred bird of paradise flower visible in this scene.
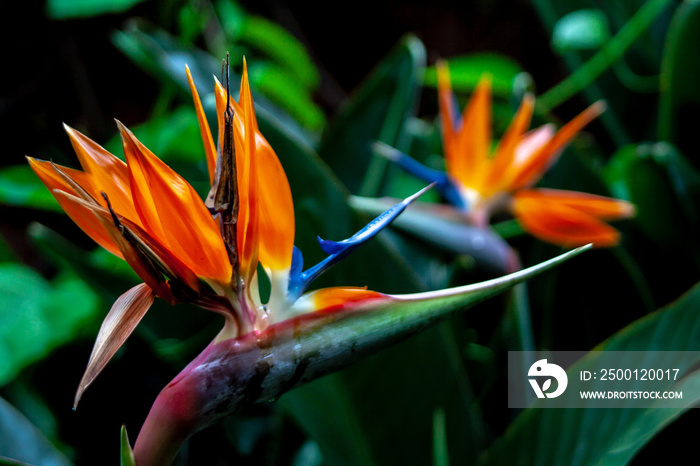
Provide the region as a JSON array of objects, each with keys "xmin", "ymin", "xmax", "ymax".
[
  {"xmin": 379, "ymin": 60, "xmax": 635, "ymax": 248},
  {"xmin": 26, "ymin": 56, "xmax": 591, "ymax": 465}
]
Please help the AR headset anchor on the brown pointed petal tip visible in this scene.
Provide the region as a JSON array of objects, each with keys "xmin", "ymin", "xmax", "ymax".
[{"xmin": 74, "ymin": 283, "xmax": 155, "ymax": 409}]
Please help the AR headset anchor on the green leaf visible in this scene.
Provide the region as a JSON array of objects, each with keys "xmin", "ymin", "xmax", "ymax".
[
  {"xmin": 318, "ymin": 34, "xmax": 426, "ymax": 196},
  {"xmin": 603, "ymin": 142, "xmax": 700, "ymax": 259},
  {"xmin": 112, "ymin": 21, "xmax": 315, "ymax": 144},
  {"xmin": 239, "ymin": 15, "xmax": 320, "ymax": 92},
  {"xmin": 551, "ymin": 9, "xmax": 612, "ymax": 53},
  {"xmin": 0, "ymin": 396, "xmax": 72, "ymax": 465},
  {"xmin": 248, "ymin": 62, "xmax": 325, "ymax": 132},
  {"xmin": 0, "ymin": 262, "xmax": 100, "ymax": 386},
  {"xmin": 480, "ymin": 280, "xmax": 700, "ymax": 465},
  {"xmin": 423, "ymin": 53, "xmax": 525, "ymax": 96},
  {"xmin": 658, "ymin": 0, "xmax": 700, "ymax": 158},
  {"xmin": 28, "ymin": 223, "xmax": 139, "ymax": 303},
  {"xmin": 120, "ymin": 426, "xmax": 136, "ymax": 466},
  {"xmin": 46, "ymin": 0, "xmax": 145, "ymax": 19},
  {"xmin": 0, "ymin": 165, "xmax": 62, "ymax": 212}
]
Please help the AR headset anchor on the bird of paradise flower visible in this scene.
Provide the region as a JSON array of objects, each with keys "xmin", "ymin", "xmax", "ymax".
[
  {"xmin": 27, "ymin": 57, "xmax": 588, "ymax": 465},
  {"xmin": 371, "ymin": 60, "xmax": 634, "ymax": 252}
]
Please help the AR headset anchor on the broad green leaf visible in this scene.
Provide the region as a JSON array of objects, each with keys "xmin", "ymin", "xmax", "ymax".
[
  {"xmin": 318, "ymin": 34, "xmax": 425, "ymax": 196},
  {"xmin": 423, "ymin": 53, "xmax": 525, "ymax": 96},
  {"xmin": 658, "ymin": 0, "xmax": 700, "ymax": 159},
  {"xmin": 0, "ymin": 263, "xmax": 100, "ymax": 386},
  {"xmin": 46, "ymin": 0, "xmax": 144, "ymax": 19},
  {"xmin": 120, "ymin": 425, "xmax": 136, "ymax": 466},
  {"xmin": 480, "ymin": 280, "xmax": 700, "ymax": 466},
  {"xmin": 0, "ymin": 396, "xmax": 72, "ymax": 465},
  {"xmin": 551, "ymin": 9, "xmax": 611, "ymax": 53}
]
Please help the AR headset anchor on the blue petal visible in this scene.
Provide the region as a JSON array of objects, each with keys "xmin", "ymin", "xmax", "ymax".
[
  {"xmin": 287, "ymin": 184, "xmax": 433, "ymax": 301},
  {"xmin": 373, "ymin": 142, "xmax": 468, "ymax": 210}
]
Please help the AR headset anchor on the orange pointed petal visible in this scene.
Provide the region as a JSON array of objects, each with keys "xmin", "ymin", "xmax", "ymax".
[
  {"xmin": 118, "ymin": 122, "xmax": 232, "ymax": 284},
  {"xmin": 438, "ymin": 64, "xmax": 493, "ymax": 188},
  {"xmin": 27, "ymin": 157, "xmax": 122, "ymax": 257},
  {"xmin": 64, "ymin": 125, "xmax": 140, "ymax": 222},
  {"xmin": 510, "ymin": 101, "xmax": 606, "ymax": 189},
  {"xmin": 213, "ymin": 68, "xmax": 294, "ymax": 271},
  {"xmin": 53, "ymin": 190, "xmax": 175, "ymax": 300},
  {"xmin": 512, "ymin": 189, "xmax": 628, "ymax": 247},
  {"xmin": 256, "ymin": 139, "xmax": 295, "ymax": 270},
  {"xmin": 437, "ymin": 61, "xmax": 459, "ymax": 168},
  {"xmin": 484, "ymin": 93, "xmax": 535, "ymax": 194},
  {"xmin": 74, "ymin": 282, "xmax": 155, "ymax": 408},
  {"xmin": 185, "ymin": 66, "xmax": 217, "ymax": 185},
  {"xmin": 454, "ymin": 74, "xmax": 492, "ymax": 187},
  {"xmin": 236, "ymin": 60, "xmax": 260, "ymax": 281},
  {"xmin": 517, "ymin": 189, "xmax": 635, "ymax": 220}
]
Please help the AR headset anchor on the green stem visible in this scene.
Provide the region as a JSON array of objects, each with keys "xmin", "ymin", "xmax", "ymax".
[{"xmin": 537, "ymin": 0, "xmax": 672, "ymax": 113}]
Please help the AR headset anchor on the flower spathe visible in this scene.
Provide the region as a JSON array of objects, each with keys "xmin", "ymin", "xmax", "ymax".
[
  {"xmin": 28, "ymin": 58, "xmax": 419, "ymax": 408},
  {"xmin": 384, "ymin": 60, "xmax": 635, "ymax": 248}
]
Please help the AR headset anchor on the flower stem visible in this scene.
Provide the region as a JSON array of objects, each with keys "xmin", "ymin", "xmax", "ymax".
[{"xmin": 537, "ymin": 0, "xmax": 672, "ymax": 114}]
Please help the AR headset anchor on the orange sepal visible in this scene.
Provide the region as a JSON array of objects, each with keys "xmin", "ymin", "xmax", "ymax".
[
  {"xmin": 510, "ymin": 101, "xmax": 606, "ymax": 190},
  {"xmin": 63, "ymin": 125, "xmax": 139, "ymax": 222},
  {"xmin": 438, "ymin": 63, "xmax": 493, "ymax": 188},
  {"xmin": 118, "ymin": 122, "xmax": 232, "ymax": 284},
  {"xmin": 27, "ymin": 157, "xmax": 123, "ymax": 257},
  {"xmin": 311, "ymin": 287, "xmax": 386, "ymax": 313},
  {"xmin": 484, "ymin": 93, "xmax": 535, "ymax": 195},
  {"xmin": 213, "ymin": 66, "xmax": 295, "ymax": 272},
  {"xmin": 236, "ymin": 59, "xmax": 261, "ymax": 281},
  {"xmin": 185, "ymin": 66, "xmax": 218, "ymax": 186},
  {"xmin": 512, "ymin": 189, "xmax": 632, "ymax": 248}
]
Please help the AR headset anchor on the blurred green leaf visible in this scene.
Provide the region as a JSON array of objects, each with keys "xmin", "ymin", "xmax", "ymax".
[
  {"xmin": 28, "ymin": 223, "xmax": 138, "ymax": 303},
  {"xmin": 120, "ymin": 426, "xmax": 135, "ymax": 466},
  {"xmin": 481, "ymin": 281, "xmax": 700, "ymax": 465},
  {"xmin": 239, "ymin": 14, "xmax": 320, "ymax": 92},
  {"xmin": 0, "ymin": 396, "xmax": 72, "ymax": 465},
  {"xmin": 0, "ymin": 165, "xmax": 62, "ymax": 212},
  {"xmin": 319, "ymin": 34, "xmax": 425, "ymax": 196},
  {"xmin": 551, "ymin": 9, "xmax": 611, "ymax": 53},
  {"xmin": 46, "ymin": 0, "xmax": 144, "ymax": 19},
  {"xmin": 423, "ymin": 53, "xmax": 525, "ymax": 96},
  {"xmin": 248, "ymin": 62, "xmax": 325, "ymax": 132},
  {"xmin": 112, "ymin": 21, "xmax": 315, "ymax": 144},
  {"xmin": 0, "ymin": 234, "xmax": 17, "ymax": 264},
  {"xmin": 603, "ymin": 142, "xmax": 700, "ymax": 259},
  {"xmin": 0, "ymin": 263, "xmax": 100, "ymax": 386},
  {"xmin": 658, "ymin": 0, "xmax": 700, "ymax": 159}
]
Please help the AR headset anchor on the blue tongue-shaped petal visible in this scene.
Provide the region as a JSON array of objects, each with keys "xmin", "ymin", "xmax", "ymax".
[
  {"xmin": 287, "ymin": 183, "xmax": 433, "ymax": 301},
  {"xmin": 373, "ymin": 142, "xmax": 468, "ymax": 210}
]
